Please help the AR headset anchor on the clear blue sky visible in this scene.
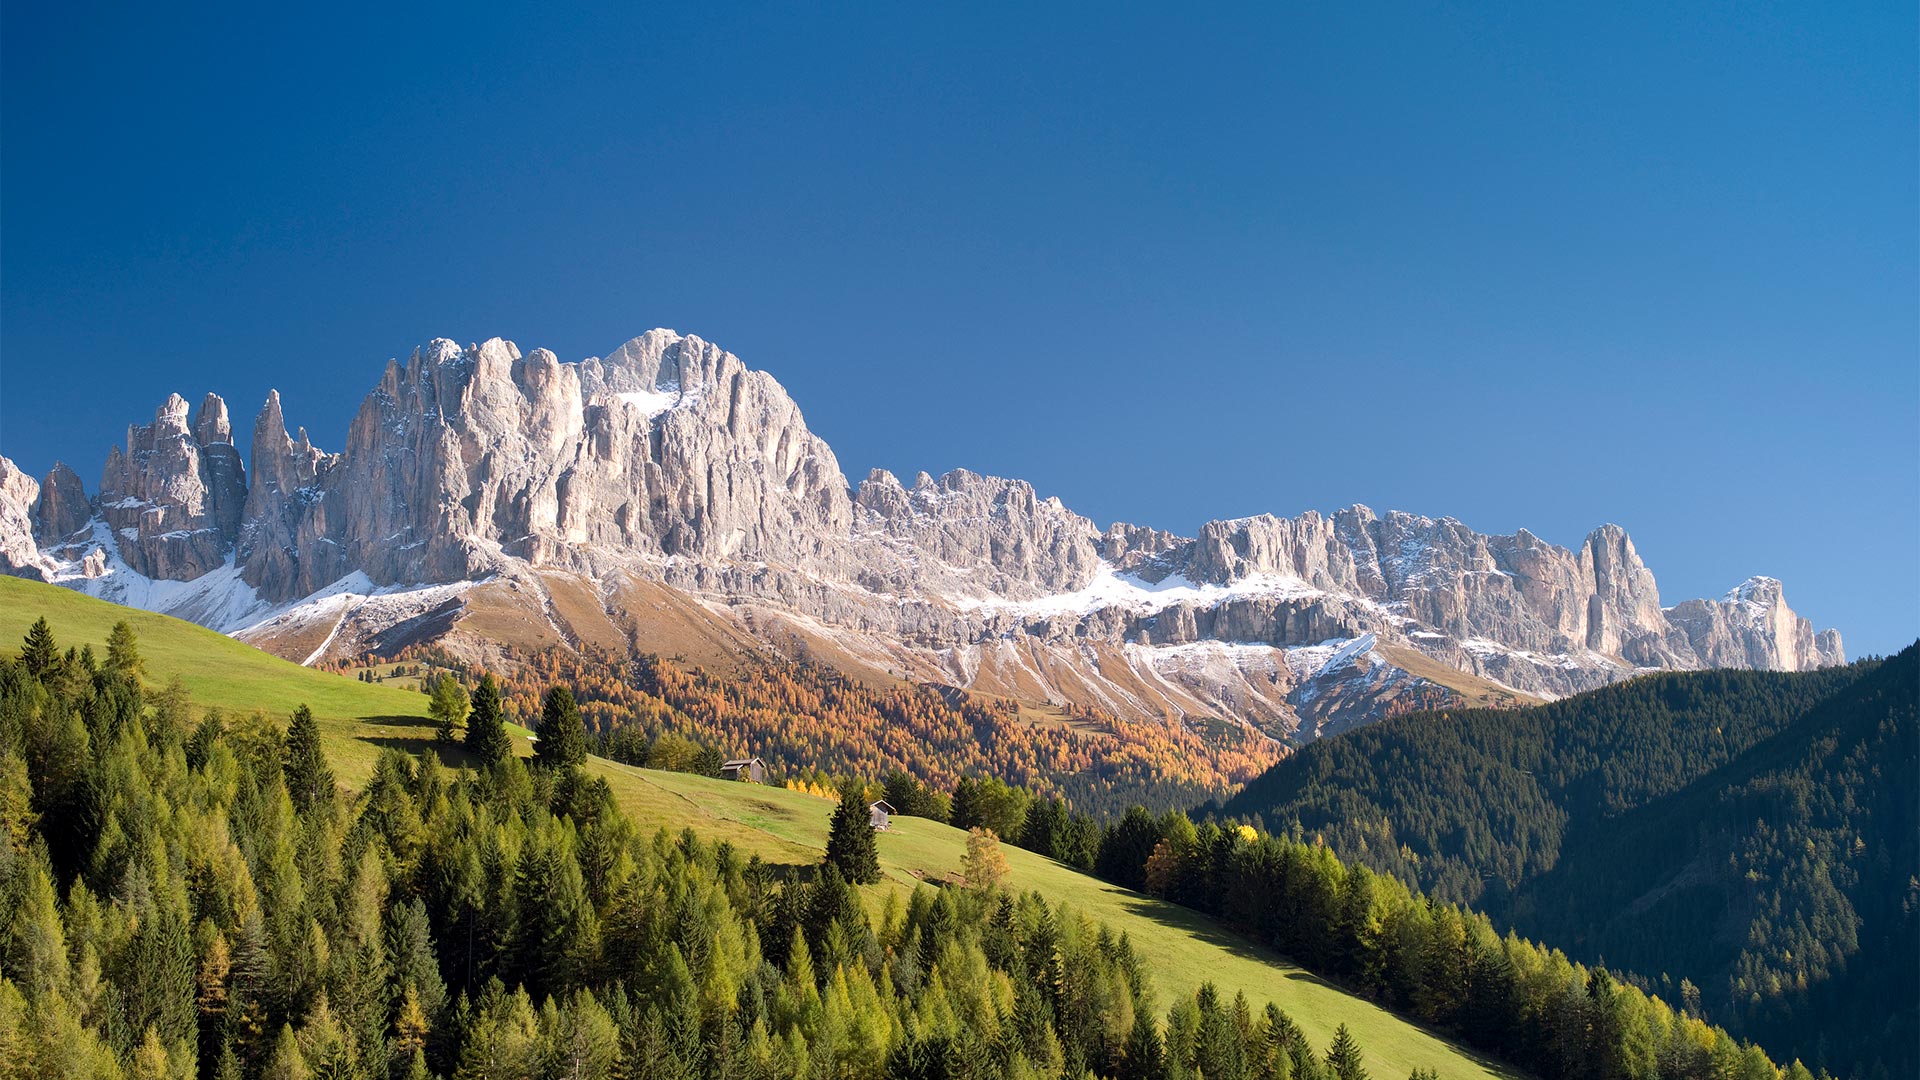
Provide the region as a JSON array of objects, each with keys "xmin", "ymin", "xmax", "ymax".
[{"xmin": 3, "ymin": 3, "xmax": 1914, "ymax": 655}]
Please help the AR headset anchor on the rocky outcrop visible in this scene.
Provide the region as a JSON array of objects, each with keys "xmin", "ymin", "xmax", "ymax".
[
  {"xmin": 238, "ymin": 389, "xmax": 342, "ymax": 599},
  {"xmin": 0, "ymin": 328, "xmax": 1847, "ymax": 740},
  {"xmin": 852, "ymin": 468, "xmax": 1103, "ymax": 599},
  {"xmin": 0, "ymin": 457, "xmax": 53, "ymax": 579},
  {"xmin": 32, "ymin": 462, "xmax": 90, "ymax": 544},
  {"xmin": 1666, "ymin": 577, "xmax": 1846, "ymax": 672},
  {"xmin": 97, "ymin": 393, "xmax": 248, "ymax": 580}
]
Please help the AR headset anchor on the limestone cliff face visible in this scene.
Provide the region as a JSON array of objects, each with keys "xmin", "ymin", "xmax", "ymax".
[
  {"xmin": 851, "ymin": 468, "xmax": 1104, "ymax": 600},
  {"xmin": 238, "ymin": 389, "xmax": 342, "ymax": 600},
  {"xmin": 1666, "ymin": 577, "xmax": 1847, "ymax": 672},
  {"xmin": 0, "ymin": 458, "xmax": 51, "ymax": 579},
  {"xmin": 233, "ymin": 332, "xmax": 854, "ymax": 602},
  {"xmin": 33, "ymin": 462, "xmax": 91, "ymax": 544},
  {"xmin": 0, "ymin": 327, "xmax": 1849, "ymax": 738},
  {"xmin": 96, "ymin": 393, "xmax": 247, "ymax": 580}
]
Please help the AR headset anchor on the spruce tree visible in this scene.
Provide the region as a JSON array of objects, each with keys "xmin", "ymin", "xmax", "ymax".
[
  {"xmin": 1121, "ymin": 1008, "xmax": 1165, "ymax": 1080},
  {"xmin": 282, "ymin": 705, "xmax": 334, "ymax": 812},
  {"xmin": 824, "ymin": 783, "xmax": 881, "ymax": 885},
  {"xmin": 261, "ymin": 1023, "xmax": 308, "ymax": 1080},
  {"xmin": 105, "ymin": 619, "xmax": 144, "ymax": 680},
  {"xmin": 535, "ymin": 686, "xmax": 588, "ymax": 769},
  {"xmin": 20, "ymin": 616, "xmax": 56, "ymax": 677},
  {"xmin": 1325, "ymin": 1024, "xmax": 1369, "ymax": 1080},
  {"xmin": 465, "ymin": 673, "xmax": 512, "ymax": 766}
]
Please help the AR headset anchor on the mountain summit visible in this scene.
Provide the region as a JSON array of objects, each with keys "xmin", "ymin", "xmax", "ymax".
[{"xmin": 0, "ymin": 330, "xmax": 1843, "ymax": 738}]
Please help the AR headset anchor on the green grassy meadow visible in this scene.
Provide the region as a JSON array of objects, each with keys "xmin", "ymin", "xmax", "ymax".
[{"xmin": 0, "ymin": 574, "xmax": 1515, "ymax": 1080}]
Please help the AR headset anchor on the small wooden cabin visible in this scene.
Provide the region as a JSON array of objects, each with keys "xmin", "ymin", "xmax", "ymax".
[
  {"xmin": 868, "ymin": 799, "xmax": 896, "ymax": 831},
  {"xmin": 721, "ymin": 757, "xmax": 766, "ymax": 784}
]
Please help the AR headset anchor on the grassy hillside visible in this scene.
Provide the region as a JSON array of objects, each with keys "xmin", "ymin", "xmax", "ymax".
[
  {"xmin": 0, "ymin": 575, "xmax": 1514, "ymax": 1080},
  {"xmin": 591, "ymin": 763, "xmax": 1515, "ymax": 1079},
  {"xmin": 0, "ymin": 575, "xmax": 524, "ymax": 784}
]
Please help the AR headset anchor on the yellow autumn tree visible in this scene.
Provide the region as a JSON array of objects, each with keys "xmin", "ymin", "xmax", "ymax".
[{"xmin": 962, "ymin": 827, "xmax": 1009, "ymax": 890}]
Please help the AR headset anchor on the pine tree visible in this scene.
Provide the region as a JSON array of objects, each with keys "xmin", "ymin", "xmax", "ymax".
[
  {"xmin": 385, "ymin": 899, "xmax": 448, "ymax": 1026},
  {"xmin": 394, "ymin": 985, "xmax": 430, "ymax": 1059},
  {"xmin": 823, "ymin": 784, "xmax": 881, "ymax": 885},
  {"xmin": 105, "ymin": 619, "xmax": 144, "ymax": 680},
  {"xmin": 1325, "ymin": 1024, "xmax": 1369, "ymax": 1080},
  {"xmin": 282, "ymin": 705, "xmax": 334, "ymax": 812},
  {"xmin": 20, "ymin": 616, "xmax": 56, "ymax": 677},
  {"xmin": 429, "ymin": 674, "xmax": 471, "ymax": 745},
  {"xmin": 261, "ymin": 1024, "xmax": 309, "ymax": 1080},
  {"xmin": 1121, "ymin": 1008, "xmax": 1166, "ymax": 1080},
  {"xmin": 465, "ymin": 673, "xmax": 513, "ymax": 766},
  {"xmin": 535, "ymin": 686, "xmax": 588, "ymax": 769}
]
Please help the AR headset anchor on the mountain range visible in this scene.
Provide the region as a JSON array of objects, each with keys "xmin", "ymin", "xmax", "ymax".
[{"xmin": 0, "ymin": 329, "xmax": 1845, "ymax": 740}]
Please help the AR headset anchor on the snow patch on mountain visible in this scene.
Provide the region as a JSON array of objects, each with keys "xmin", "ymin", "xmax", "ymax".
[
  {"xmin": 612, "ymin": 385, "xmax": 701, "ymax": 419},
  {"xmin": 47, "ymin": 522, "xmax": 278, "ymax": 632},
  {"xmin": 949, "ymin": 562, "xmax": 1344, "ymax": 618},
  {"xmin": 235, "ymin": 573, "xmax": 479, "ymax": 663}
]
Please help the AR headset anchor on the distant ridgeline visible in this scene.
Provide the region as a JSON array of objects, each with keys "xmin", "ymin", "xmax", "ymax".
[{"xmin": 1216, "ymin": 649, "xmax": 1920, "ymax": 1080}]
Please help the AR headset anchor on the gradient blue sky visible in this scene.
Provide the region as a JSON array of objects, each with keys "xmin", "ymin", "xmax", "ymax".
[{"xmin": 3, "ymin": 3, "xmax": 1914, "ymax": 654}]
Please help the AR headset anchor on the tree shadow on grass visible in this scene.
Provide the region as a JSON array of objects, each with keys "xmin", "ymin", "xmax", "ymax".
[
  {"xmin": 357, "ymin": 712, "xmax": 437, "ymax": 731},
  {"xmin": 1113, "ymin": 893, "xmax": 1300, "ymax": 967}
]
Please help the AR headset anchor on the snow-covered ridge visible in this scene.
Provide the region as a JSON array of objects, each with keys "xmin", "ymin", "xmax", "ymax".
[{"xmin": 945, "ymin": 561, "xmax": 1347, "ymax": 619}]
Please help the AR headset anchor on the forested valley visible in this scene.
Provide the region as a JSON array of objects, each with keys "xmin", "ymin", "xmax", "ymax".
[{"xmin": 1214, "ymin": 650, "xmax": 1919, "ymax": 1080}]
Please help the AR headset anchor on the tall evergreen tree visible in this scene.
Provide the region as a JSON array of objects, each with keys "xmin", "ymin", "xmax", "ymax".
[
  {"xmin": 464, "ymin": 673, "xmax": 512, "ymax": 766},
  {"xmin": 105, "ymin": 620, "xmax": 144, "ymax": 680},
  {"xmin": 1326, "ymin": 1025, "xmax": 1370, "ymax": 1080},
  {"xmin": 823, "ymin": 784, "xmax": 881, "ymax": 885},
  {"xmin": 282, "ymin": 705, "xmax": 334, "ymax": 811},
  {"xmin": 20, "ymin": 616, "xmax": 56, "ymax": 677},
  {"xmin": 1121, "ymin": 1008, "xmax": 1166, "ymax": 1080},
  {"xmin": 535, "ymin": 686, "xmax": 588, "ymax": 769}
]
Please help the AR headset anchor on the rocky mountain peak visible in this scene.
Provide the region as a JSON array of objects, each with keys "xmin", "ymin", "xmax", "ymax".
[
  {"xmin": 194, "ymin": 393, "xmax": 233, "ymax": 445},
  {"xmin": 1729, "ymin": 575, "xmax": 1784, "ymax": 604},
  {"xmin": 95, "ymin": 392, "xmax": 247, "ymax": 580},
  {"xmin": 1665, "ymin": 575, "xmax": 1842, "ymax": 672}
]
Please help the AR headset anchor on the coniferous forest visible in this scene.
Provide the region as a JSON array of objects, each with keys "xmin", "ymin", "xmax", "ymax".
[{"xmin": 1215, "ymin": 649, "xmax": 1919, "ymax": 1080}]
